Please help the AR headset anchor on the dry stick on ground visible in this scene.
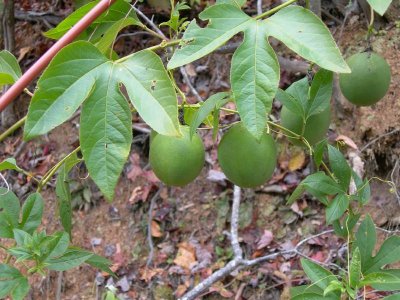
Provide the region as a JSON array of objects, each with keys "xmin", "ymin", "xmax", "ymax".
[{"xmin": 180, "ymin": 185, "xmax": 335, "ymax": 300}]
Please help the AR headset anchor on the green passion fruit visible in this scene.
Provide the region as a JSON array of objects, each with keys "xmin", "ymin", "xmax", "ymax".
[
  {"xmin": 149, "ymin": 126, "xmax": 205, "ymax": 186},
  {"xmin": 218, "ymin": 123, "xmax": 277, "ymax": 188},
  {"xmin": 280, "ymin": 106, "xmax": 330, "ymax": 147},
  {"xmin": 339, "ymin": 52, "xmax": 391, "ymax": 106}
]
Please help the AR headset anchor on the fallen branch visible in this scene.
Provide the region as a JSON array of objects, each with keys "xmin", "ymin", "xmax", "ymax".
[{"xmin": 180, "ymin": 185, "xmax": 336, "ymax": 300}]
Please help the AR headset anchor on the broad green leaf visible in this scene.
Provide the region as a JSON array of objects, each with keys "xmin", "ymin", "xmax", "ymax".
[
  {"xmin": 86, "ymin": 254, "xmax": 114, "ymax": 274},
  {"xmin": 80, "ymin": 65, "xmax": 132, "ymax": 201},
  {"xmin": 292, "ymin": 294, "xmax": 327, "ymax": 300},
  {"xmin": 349, "ymin": 247, "xmax": 362, "ymax": 288},
  {"xmin": 383, "ymin": 293, "xmax": 400, "ymax": 300},
  {"xmin": 0, "ymin": 264, "xmax": 29, "ymax": 300},
  {"xmin": 24, "ymin": 42, "xmax": 106, "ymax": 140},
  {"xmin": 0, "ymin": 158, "xmax": 23, "ymax": 172},
  {"xmin": 328, "ymin": 145, "xmax": 351, "ymax": 191},
  {"xmin": 287, "ymin": 184, "xmax": 306, "ymax": 205},
  {"xmin": 43, "ymin": 232, "xmax": 70, "ymax": 261},
  {"xmin": 56, "ymin": 153, "xmax": 81, "ymax": 237},
  {"xmin": 13, "ymin": 229, "xmax": 31, "ymax": 247},
  {"xmin": 216, "ymin": 0, "xmax": 247, "ymax": 7},
  {"xmin": 291, "ymin": 285, "xmax": 324, "ymax": 298},
  {"xmin": 307, "ymin": 69, "xmax": 333, "ymax": 118},
  {"xmin": 265, "ymin": 6, "xmax": 350, "ymax": 73},
  {"xmin": 276, "ymin": 89, "xmax": 305, "ymax": 119},
  {"xmin": 313, "ymin": 140, "xmax": 327, "ymax": 168},
  {"xmin": 371, "ymin": 270, "xmax": 400, "ymax": 291},
  {"xmin": 96, "ymin": 17, "xmax": 141, "ymax": 54},
  {"xmin": 332, "ymin": 213, "xmax": 360, "ymax": 238},
  {"xmin": 44, "ymin": 1, "xmax": 97, "ymax": 39},
  {"xmin": 286, "ymin": 77, "xmax": 309, "ymax": 108},
  {"xmin": 355, "ymin": 215, "xmax": 376, "ymax": 271},
  {"xmin": 301, "ymin": 258, "xmax": 336, "ymax": 289},
  {"xmin": 231, "ymin": 21, "xmax": 280, "ymax": 139},
  {"xmin": 46, "ymin": 248, "xmax": 93, "ymax": 271},
  {"xmin": 168, "ymin": 4, "xmax": 252, "ymax": 69},
  {"xmin": 302, "ymin": 171, "xmax": 343, "ymax": 196},
  {"xmin": 0, "ymin": 188, "xmax": 20, "ymax": 238},
  {"xmin": 0, "ymin": 50, "xmax": 21, "ymax": 88},
  {"xmin": 20, "ymin": 193, "xmax": 43, "ymax": 234},
  {"xmin": 45, "ymin": 0, "xmax": 140, "ymax": 40},
  {"xmin": 360, "ymin": 272, "xmax": 400, "ymax": 289},
  {"xmin": 367, "ymin": 0, "xmax": 393, "ymax": 16},
  {"xmin": 323, "ymin": 280, "xmax": 343, "ymax": 297},
  {"xmin": 365, "ymin": 236, "xmax": 400, "ymax": 274},
  {"xmin": 326, "ymin": 193, "xmax": 349, "ymax": 224},
  {"xmin": 189, "ymin": 92, "xmax": 230, "ymax": 138},
  {"xmin": 118, "ymin": 50, "xmax": 181, "ymax": 136}
]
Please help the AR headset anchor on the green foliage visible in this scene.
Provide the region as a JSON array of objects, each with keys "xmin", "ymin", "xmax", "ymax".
[
  {"xmin": 0, "ymin": 158, "xmax": 22, "ymax": 173},
  {"xmin": 265, "ymin": 6, "xmax": 349, "ymax": 73},
  {"xmin": 367, "ymin": 0, "xmax": 393, "ymax": 15},
  {"xmin": 0, "ymin": 51, "xmax": 21, "ymax": 88},
  {"xmin": 189, "ymin": 92, "xmax": 230, "ymax": 138},
  {"xmin": 231, "ymin": 21, "xmax": 279, "ymax": 139},
  {"xmin": 0, "ymin": 264, "xmax": 29, "ymax": 300},
  {"xmin": 25, "ymin": 41, "xmax": 180, "ymax": 200},
  {"xmin": 56, "ymin": 152, "xmax": 81, "ymax": 237},
  {"xmin": 44, "ymin": 0, "xmax": 141, "ymax": 41},
  {"xmin": 0, "ymin": 190, "xmax": 111, "ymax": 298}
]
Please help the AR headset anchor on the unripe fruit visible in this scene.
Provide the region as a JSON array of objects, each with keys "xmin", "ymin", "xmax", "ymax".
[
  {"xmin": 149, "ymin": 126, "xmax": 205, "ymax": 186},
  {"xmin": 280, "ymin": 106, "xmax": 331, "ymax": 146},
  {"xmin": 218, "ymin": 123, "xmax": 277, "ymax": 188},
  {"xmin": 339, "ymin": 52, "xmax": 391, "ymax": 106}
]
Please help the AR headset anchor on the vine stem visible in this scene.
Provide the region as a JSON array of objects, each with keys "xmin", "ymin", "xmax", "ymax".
[
  {"xmin": 37, "ymin": 146, "xmax": 81, "ymax": 192},
  {"xmin": 255, "ymin": 0, "xmax": 297, "ymax": 20},
  {"xmin": 0, "ymin": 116, "xmax": 26, "ymax": 143}
]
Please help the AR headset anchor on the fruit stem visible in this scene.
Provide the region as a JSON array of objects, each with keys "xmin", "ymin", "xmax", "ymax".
[
  {"xmin": 366, "ymin": 5, "xmax": 375, "ymax": 41},
  {"xmin": 255, "ymin": 0, "xmax": 297, "ymax": 20}
]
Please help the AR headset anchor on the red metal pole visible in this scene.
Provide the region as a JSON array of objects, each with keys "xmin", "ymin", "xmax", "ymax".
[{"xmin": 0, "ymin": 0, "xmax": 116, "ymax": 112}]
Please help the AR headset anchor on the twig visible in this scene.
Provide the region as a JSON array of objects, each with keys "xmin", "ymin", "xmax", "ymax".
[
  {"xmin": 231, "ymin": 185, "xmax": 243, "ymax": 258},
  {"xmin": 257, "ymin": 0, "xmax": 263, "ymax": 16},
  {"xmin": 131, "ymin": 6, "xmax": 165, "ymax": 38},
  {"xmin": 360, "ymin": 129, "xmax": 400, "ymax": 153},
  {"xmin": 390, "ymin": 159, "xmax": 400, "ymax": 205},
  {"xmin": 180, "ymin": 187, "xmax": 337, "ymax": 300},
  {"xmin": 146, "ymin": 188, "xmax": 161, "ymax": 267},
  {"xmin": 56, "ymin": 271, "xmax": 63, "ymax": 300}
]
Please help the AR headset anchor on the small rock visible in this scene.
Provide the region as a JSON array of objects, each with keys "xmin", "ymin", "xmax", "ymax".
[
  {"xmin": 91, "ymin": 237, "xmax": 102, "ymax": 247},
  {"xmin": 104, "ymin": 244, "xmax": 116, "ymax": 257},
  {"xmin": 95, "ymin": 272, "xmax": 105, "ymax": 286},
  {"xmin": 116, "ymin": 276, "xmax": 130, "ymax": 292}
]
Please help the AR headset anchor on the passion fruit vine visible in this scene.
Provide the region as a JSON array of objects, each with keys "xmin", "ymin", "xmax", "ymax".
[
  {"xmin": 339, "ymin": 52, "xmax": 391, "ymax": 106},
  {"xmin": 218, "ymin": 123, "xmax": 277, "ymax": 188},
  {"xmin": 149, "ymin": 126, "xmax": 205, "ymax": 186}
]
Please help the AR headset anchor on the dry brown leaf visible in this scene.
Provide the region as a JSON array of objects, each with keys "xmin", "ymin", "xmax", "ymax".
[
  {"xmin": 151, "ymin": 221, "xmax": 163, "ymax": 238},
  {"xmin": 174, "ymin": 242, "xmax": 197, "ymax": 270},
  {"xmin": 336, "ymin": 134, "xmax": 359, "ymax": 150},
  {"xmin": 210, "ymin": 282, "xmax": 234, "ymax": 298},
  {"xmin": 256, "ymin": 230, "xmax": 274, "ymax": 250},
  {"xmin": 18, "ymin": 46, "xmax": 31, "ymax": 62},
  {"xmin": 175, "ymin": 285, "xmax": 188, "ymax": 298},
  {"xmin": 139, "ymin": 267, "xmax": 164, "ymax": 282},
  {"xmin": 288, "ymin": 150, "xmax": 306, "ymax": 171}
]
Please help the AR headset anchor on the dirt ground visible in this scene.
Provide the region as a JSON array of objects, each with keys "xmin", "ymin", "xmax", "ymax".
[{"xmin": 0, "ymin": 1, "xmax": 399, "ymax": 300}]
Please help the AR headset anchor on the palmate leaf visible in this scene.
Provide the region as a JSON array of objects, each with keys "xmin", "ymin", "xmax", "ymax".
[
  {"xmin": 216, "ymin": 0, "xmax": 247, "ymax": 7},
  {"xmin": 25, "ymin": 41, "xmax": 180, "ymax": 200},
  {"xmin": 231, "ymin": 21, "xmax": 280, "ymax": 139},
  {"xmin": 167, "ymin": 4, "xmax": 253, "ymax": 69},
  {"xmin": 265, "ymin": 6, "xmax": 350, "ymax": 73}
]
